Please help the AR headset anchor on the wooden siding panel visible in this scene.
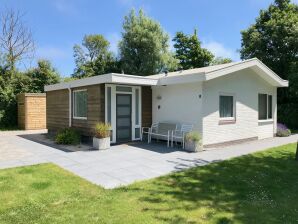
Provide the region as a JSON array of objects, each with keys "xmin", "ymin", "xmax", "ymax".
[
  {"xmin": 142, "ymin": 86, "xmax": 152, "ymax": 127},
  {"xmin": 46, "ymin": 89, "xmax": 69, "ymax": 132}
]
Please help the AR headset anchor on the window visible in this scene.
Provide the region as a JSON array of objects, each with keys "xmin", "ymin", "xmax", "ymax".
[
  {"xmin": 73, "ymin": 90, "xmax": 87, "ymax": 119},
  {"xmin": 116, "ymin": 86, "xmax": 132, "ymax": 92},
  {"xmin": 219, "ymin": 95, "xmax": 234, "ymax": 119},
  {"xmin": 107, "ymin": 87, "xmax": 112, "ymax": 123},
  {"xmin": 268, "ymin": 95, "xmax": 272, "ymax": 119},
  {"xmin": 258, "ymin": 94, "xmax": 272, "ymax": 120},
  {"xmin": 135, "ymin": 89, "xmax": 139, "ymax": 125}
]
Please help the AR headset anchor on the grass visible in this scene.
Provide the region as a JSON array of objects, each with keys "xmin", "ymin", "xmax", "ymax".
[{"xmin": 0, "ymin": 144, "xmax": 298, "ymax": 224}]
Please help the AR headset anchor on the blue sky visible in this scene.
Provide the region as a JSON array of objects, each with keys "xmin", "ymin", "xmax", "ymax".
[{"xmin": 1, "ymin": 0, "xmax": 295, "ymax": 77}]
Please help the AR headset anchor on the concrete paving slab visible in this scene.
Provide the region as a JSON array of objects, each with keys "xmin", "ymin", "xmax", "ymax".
[{"xmin": 0, "ymin": 130, "xmax": 297, "ymax": 189}]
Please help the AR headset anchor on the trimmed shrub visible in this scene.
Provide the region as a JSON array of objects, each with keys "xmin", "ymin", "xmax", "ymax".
[
  {"xmin": 55, "ymin": 128, "xmax": 81, "ymax": 145},
  {"xmin": 94, "ymin": 122, "xmax": 111, "ymax": 139},
  {"xmin": 276, "ymin": 123, "xmax": 291, "ymax": 137}
]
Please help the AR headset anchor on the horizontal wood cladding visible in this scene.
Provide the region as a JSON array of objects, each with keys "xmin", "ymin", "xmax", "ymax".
[
  {"xmin": 72, "ymin": 84, "xmax": 105, "ymax": 136},
  {"xmin": 18, "ymin": 93, "xmax": 46, "ymax": 130},
  {"xmin": 46, "ymin": 89, "xmax": 69, "ymax": 131},
  {"xmin": 142, "ymin": 86, "xmax": 152, "ymax": 127}
]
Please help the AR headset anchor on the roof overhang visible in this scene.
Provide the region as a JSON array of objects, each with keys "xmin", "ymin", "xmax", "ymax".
[
  {"xmin": 44, "ymin": 58, "xmax": 288, "ymax": 92},
  {"xmin": 204, "ymin": 58, "xmax": 288, "ymax": 87},
  {"xmin": 45, "ymin": 73, "xmax": 158, "ymax": 91}
]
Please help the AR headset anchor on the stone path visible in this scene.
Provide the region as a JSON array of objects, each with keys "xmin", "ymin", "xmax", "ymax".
[{"xmin": 0, "ymin": 130, "xmax": 297, "ymax": 189}]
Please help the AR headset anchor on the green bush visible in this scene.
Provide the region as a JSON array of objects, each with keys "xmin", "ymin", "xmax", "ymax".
[
  {"xmin": 278, "ymin": 103, "xmax": 298, "ymax": 129},
  {"xmin": 55, "ymin": 128, "xmax": 81, "ymax": 145}
]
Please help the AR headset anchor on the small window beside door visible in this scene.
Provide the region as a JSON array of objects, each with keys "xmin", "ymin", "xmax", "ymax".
[
  {"xmin": 258, "ymin": 94, "xmax": 272, "ymax": 120},
  {"xmin": 219, "ymin": 94, "xmax": 235, "ymax": 122}
]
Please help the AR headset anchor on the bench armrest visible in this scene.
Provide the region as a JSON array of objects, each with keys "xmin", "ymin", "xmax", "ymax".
[{"xmin": 142, "ymin": 127, "xmax": 151, "ymax": 133}]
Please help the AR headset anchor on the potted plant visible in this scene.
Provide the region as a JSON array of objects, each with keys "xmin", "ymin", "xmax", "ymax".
[
  {"xmin": 93, "ymin": 122, "xmax": 111, "ymax": 150},
  {"xmin": 185, "ymin": 131, "xmax": 203, "ymax": 152}
]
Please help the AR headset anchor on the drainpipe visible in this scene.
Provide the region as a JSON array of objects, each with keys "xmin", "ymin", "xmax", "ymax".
[{"xmin": 68, "ymin": 85, "xmax": 72, "ymax": 127}]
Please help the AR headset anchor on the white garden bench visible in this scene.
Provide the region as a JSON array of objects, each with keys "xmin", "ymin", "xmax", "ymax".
[{"xmin": 142, "ymin": 122, "xmax": 177, "ymax": 147}]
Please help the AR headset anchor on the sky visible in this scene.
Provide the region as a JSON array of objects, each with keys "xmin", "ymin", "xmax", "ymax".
[{"xmin": 1, "ymin": 0, "xmax": 296, "ymax": 77}]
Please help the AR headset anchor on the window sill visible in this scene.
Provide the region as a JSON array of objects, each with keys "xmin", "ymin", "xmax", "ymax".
[
  {"xmin": 219, "ymin": 119, "xmax": 236, "ymax": 125},
  {"xmin": 258, "ymin": 119, "xmax": 273, "ymax": 123},
  {"xmin": 73, "ymin": 117, "xmax": 87, "ymax": 120}
]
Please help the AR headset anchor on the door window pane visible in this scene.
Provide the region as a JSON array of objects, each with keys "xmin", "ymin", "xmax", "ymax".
[
  {"xmin": 107, "ymin": 87, "xmax": 111, "ymax": 123},
  {"xmin": 268, "ymin": 95, "xmax": 272, "ymax": 119},
  {"xmin": 258, "ymin": 94, "xmax": 267, "ymax": 120},
  {"xmin": 219, "ymin": 96, "xmax": 234, "ymax": 118},
  {"xmin": 117, "ymin": 129, "xmax": 130, "ymax": 139},
  {"xmin": 73, "ymin": 90, "xmax": 87, "ymax": 118},
  {"xmin": 116, "ymin": 86, "xmax": 132, "ymax": 92},
  {"xmin": 117, "ymin": 95, "xmax": 131, "ymax": 105},
  {"xmin": 117, "ymin": 107, "xmax": 130, "ymax": 116},
  {"xmin": 135, "ymin": 89, "xmax": 139, "ymax": 125},
  {"xmin": 135, "ymin": 128, "xmax": 140, "ymax": 139},
  {"xmin": 117, "ymin": 117, "xmax": 130, "ymax": 126}
]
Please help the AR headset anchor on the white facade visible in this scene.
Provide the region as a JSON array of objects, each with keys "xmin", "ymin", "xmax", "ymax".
[
  {"xmin": 202, "ymin": 68, "xmax": 276, "ymax": 145},
  {"xmin": 152, "ymin": 82, "xmax": 203, "ymax": 133},
  {"xmin": 152, "ymin": 68, "xmax": 277, "ymax": 146}
]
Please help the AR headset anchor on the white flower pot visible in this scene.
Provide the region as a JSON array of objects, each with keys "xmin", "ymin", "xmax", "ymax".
[
  {"xmin": 93, "ymin": 137, "xmax": 110, "ymax": 150},
  {"xmin": 185, "ymin": 140, "xmax": 203, "ymax": 152}
]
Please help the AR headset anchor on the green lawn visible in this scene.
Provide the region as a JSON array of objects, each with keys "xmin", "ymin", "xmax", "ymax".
[{"xmin": 0, "ymin": 144, "xmax": 298, "ymax": 224}]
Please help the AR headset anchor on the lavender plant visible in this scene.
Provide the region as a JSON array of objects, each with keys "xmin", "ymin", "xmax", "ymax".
[{"xmin": 276, "ymin": 123, "xmax": 291, "ymax": 137}]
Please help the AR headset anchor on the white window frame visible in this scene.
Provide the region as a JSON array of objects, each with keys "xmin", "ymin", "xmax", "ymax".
[
  {"xmin": 105, "ymin": 84, "xmax": 142, "ymax": 143},
  {"xmin": 73, "ymin": 89, "xmax": 87, "ymax": 120},
  {"xmin": 219, "ymin": 92, "xmax": 236, "ymax": 121},
  {"xmin": 258, "ymin": 93, "xmax": 273, "ymax": 122}
]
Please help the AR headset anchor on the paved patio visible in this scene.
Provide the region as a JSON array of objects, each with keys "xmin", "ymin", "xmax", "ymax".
[{"xmin": 0, "ymin": 130, "xmax": 297, "ymax": 188}]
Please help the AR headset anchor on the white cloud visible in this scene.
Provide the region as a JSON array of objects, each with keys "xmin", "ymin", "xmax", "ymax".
[
  {"xmin": 202, "ymin": 40, "xmax": 239, "ymax": 61},
  {"xmin": 52, "ymin": 0, "xmax": 77, "ymax": 14},
  {"xmin": 106, "ymin": 33, "xmax": 121, "ymax": 55},
  {"xmin": 36, "ymin": 46, "xmax": 68, "ymax": 60}
]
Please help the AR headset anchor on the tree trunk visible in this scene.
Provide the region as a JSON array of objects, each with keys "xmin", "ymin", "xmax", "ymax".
[{"xmin": 296, "ymin": 141, "xmax": 298, "ymax": 161}]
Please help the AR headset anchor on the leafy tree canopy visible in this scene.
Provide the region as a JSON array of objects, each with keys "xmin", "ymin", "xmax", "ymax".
[
  {"xmin": 210, "ymin": 57, "xmax": 233, "ymax": 65},
  {"xmin": 240, "ymin": 0, "xmax": 298, "ymax": 80},
  {"xmin": 26, "ymin": 59, "xmax": 60, "ymax": 93},
  {"xmin": 119, "ymin": 9, "xmax": 178, "ymax": 75},
  {"xmin": 73, "ymin": 34, "xmax": 118, "ymax": 78},
  {"xmin": 240, "ymin": 0, "xmax": 298, "ymax": 128},
  {"xmin": 173, "ymin": 30, "xmax": 214, "ymax": 70}
]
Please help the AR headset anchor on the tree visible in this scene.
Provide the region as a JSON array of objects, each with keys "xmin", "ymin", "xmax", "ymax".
[
  {"xmin": 210, "ymin": 57, "xmax": 233, "ymax": 65},
  {"xmin": 0, "ymin": 9, "xmax": 35, "ymax": 72},
  {"xmin": 119, "ymin": 9, "xmax": 177, "ymax": 75},
  {"xmin": 173, "ymin": 30, "xmax": 214, "ymax": 70},
  {"xmin": 73, "ymin": 34, "xmax": 118, "ymax": 78},
  {"xmin": 240, "ymin": 0, "xmax": 298, "ymax": 128},
  {"xmin": 26, "ymin": 60, "xmax": 60, "ymax": 93}
]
